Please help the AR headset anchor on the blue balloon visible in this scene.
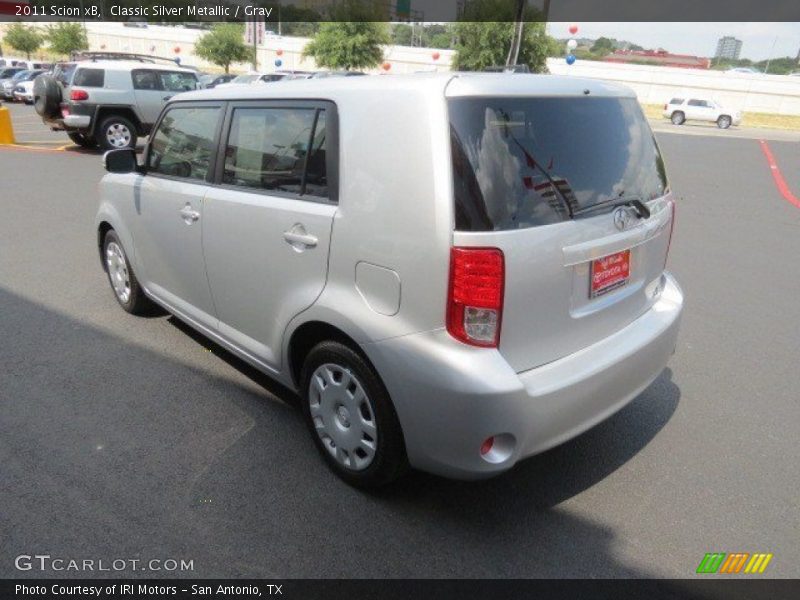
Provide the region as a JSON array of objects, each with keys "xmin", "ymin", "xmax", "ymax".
[
  {"xmin": 274, "ymin": 59, "xmax": 282, "ymax": 67},
  {"xmin": 566, "ymin": 54, "xmax": 576, "ymax": 65}
]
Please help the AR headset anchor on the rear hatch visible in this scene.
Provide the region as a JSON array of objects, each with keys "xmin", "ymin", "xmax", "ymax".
[{"xmin": 447, "ymin": 87, "xmax": 674, "ymax": 372}]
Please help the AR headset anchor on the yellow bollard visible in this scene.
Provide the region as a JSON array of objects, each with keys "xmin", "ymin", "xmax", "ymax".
[{"xmin": 0, "ymin": 105, "xmax": 16, "ymax": 144}]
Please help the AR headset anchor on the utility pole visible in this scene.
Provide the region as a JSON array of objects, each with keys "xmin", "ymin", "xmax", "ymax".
[
  {"xmin": 764, "ymin": 36, "xmax": 778, "ymax": 74},
  {"xmin": 505, "ymin": 0, "xmax": 526, "ymax": 67}
]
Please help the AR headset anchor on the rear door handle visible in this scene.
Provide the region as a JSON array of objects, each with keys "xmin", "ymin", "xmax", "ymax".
[
  {"xmin": 283, "ymin": 231, "xmax": 318, "ymax": 248},
  {"xmin": 180, "ymin": 205, "xmax": 200, "ymax": 224}
]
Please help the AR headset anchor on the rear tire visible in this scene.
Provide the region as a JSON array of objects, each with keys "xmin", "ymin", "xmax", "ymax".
[
  {"xmin": 717, "ymin": 115, "xmax": 732, "ymax": 129},
  {"xmin": 96, "ymin": 115, "xmax": 137, "ymax": 151},
  {"xmin": 671, "ymin": 111, "xmax": 685, "ymax": 125},
  {"xmin": 300, "ymin": 341, "xmax": 408, "ymax": 488},
  {"xmin": 102, "ymin": 229, "xmax": 154, "ymax": 316},
  {"xmin": 67, "ymin": 131, "xmax": 97, "ymax": 148}
]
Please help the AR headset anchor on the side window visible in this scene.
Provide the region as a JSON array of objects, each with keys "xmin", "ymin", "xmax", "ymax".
[
  {"xmin": 687, "ymin": 99, "xmax": 704, "ymax": 107},
  {"xmin": 132, "ymin": 69, "xmax": 159, "ymax": 91},
  {"xmin": 223, "ymin": 106, "xmax": 327, "ymax": 198},
  {"xmin": 159, "ymin": 71, "xmax": 198, "ymax": 92},
  {"xmin": 72, "ymin": 68, "xmax": 104, "ymax": 88},
  {"xmin": 669, "ymin": 98, "xmax": 684, "ymax": 105},
  {"xmin": 147, "ymin": 106, "xmax": 220, "ymax": 181}
]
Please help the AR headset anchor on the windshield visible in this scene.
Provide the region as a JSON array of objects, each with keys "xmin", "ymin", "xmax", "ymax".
[
  {"xmin": 11, "ymin": 71, "xmax": 31, "ymax": 81},
  {"xmin": 449, "ymin": 96, "xmax": 668, "ymax": 231}
]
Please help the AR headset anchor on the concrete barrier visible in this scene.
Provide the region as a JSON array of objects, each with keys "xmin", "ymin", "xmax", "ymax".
[{"xmin": 0, "ymin": 105, "xmax": 15, "ymax": 144}]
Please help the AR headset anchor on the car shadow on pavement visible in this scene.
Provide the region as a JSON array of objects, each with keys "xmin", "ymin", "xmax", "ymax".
[{"xmin": 0, "ymin": 286, "xmax": 683, "ymax": 580}]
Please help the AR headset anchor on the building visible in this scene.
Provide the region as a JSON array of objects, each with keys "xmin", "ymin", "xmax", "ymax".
[
  {"xmin": 603, "ymin": 49, "xmax": 711, "ymax": 70},
  {"xmin": 715, "ymin": 36, "xmax": 743, "ymax": 61}
]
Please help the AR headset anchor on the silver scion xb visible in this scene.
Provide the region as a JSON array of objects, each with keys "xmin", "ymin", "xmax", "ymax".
[{"xmin": 96, "ymin": 74, "xmax": 683, "ymax": 487}]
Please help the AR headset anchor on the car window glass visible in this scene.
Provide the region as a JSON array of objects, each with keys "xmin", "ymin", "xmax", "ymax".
[
  {"xmin": 669, "ymin": 98, "xmax": 683, "ymax": 104},
  {"xmin": 687, "ymin": 99, "xmax": 704, "ymax": 107},
  {"xmin": 72, "ymin": 68, "xmax": 104, "ymax": 87},
  {"xmin": 159, "ymin": 71, "xmax": 197, "ymax": 92},
  {"xmin": 148, "ymin": 107, "xmax": 220, "ymax": 181},
  {"xmin": 132, "ymin": 70, "xmax": 159, "ymax": 90},
  {"xmin": 304, "ymin": 111, "xmax": 328, "ymax": 198},
  {"xmin": 223, "ymin": 107, "xmax": 325, "ymax": 197}
]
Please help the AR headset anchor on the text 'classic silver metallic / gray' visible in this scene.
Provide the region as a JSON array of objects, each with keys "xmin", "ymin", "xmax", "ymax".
[{"xmin": 96, "ymin": 73, "xmax": 683, "ymax": 487}]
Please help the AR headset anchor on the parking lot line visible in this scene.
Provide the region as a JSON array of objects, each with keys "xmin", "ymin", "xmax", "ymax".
[{"xmin": 758, "ymin": 140, "xmax": 800, "ymax": 210}]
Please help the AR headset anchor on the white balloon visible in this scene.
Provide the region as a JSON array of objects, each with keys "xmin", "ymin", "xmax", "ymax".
[{"xmin": 567, "ymin": 39, "xmax": 577, "ymax": 50}]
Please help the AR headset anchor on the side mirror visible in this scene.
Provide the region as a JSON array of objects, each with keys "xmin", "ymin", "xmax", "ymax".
[{"xmin": 104, "ymin": 148, "xmax": 138, "ymax": 174}]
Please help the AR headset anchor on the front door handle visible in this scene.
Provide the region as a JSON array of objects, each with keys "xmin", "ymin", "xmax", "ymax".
[
  {"xmin": 283, "ymin": 225, "xmax": 318, "ymax": 249},
  {"xmin": 180, "ymin": 204, "xmax": 200, "ymax": 225}
]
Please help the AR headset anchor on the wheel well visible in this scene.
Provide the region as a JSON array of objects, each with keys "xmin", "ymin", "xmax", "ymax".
[
  {"xmin": 94, "ymin": 107, "xmax": 145, "ymax": 136},
  {"xmin": 288, "ymin": 321, "xmax": 364, "ymax": 388},
  {"xmin": 97, "ymin": 222, "xmax": 113, "ymax": 269},
  {"xmin": 672, "ymin": 110, "xmax": 684, "ymax": 117}
]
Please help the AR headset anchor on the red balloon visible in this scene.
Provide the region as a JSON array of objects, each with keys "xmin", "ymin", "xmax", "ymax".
[
  {"xmin": 569, "ymin": 25, "xmax": 578, "ymax": 35},
  {"xmin": 174, "ymin": 46, "xmax": 181, "ymax": 54},
  {"xmin": 432, "ymin": 51, "xmax": 440, "ymax": 61},
  {"xmin": 276, "ymin": 49, "xmax": 284, "ymax": 56},
  {"xmin": 382, "ymin": 62, "xmax": 391, "ymax": 71}
]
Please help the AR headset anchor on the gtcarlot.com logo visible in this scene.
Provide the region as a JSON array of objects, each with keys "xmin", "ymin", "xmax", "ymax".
[
  {"xmin": 15, "ymin": 554, "xmax": 194, "ymax": 572},
  {"xmin": 696, "ymin": 552, "xmax": 773, "ymax": 574}
]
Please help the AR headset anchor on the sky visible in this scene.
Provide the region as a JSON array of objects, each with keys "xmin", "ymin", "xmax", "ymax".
[{"xmin": 547, "ymin": 22, "xmax": 800, "ymax": 61}]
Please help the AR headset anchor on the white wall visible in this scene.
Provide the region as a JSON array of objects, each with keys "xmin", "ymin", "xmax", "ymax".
[{"xmin": 546, "ymin": 58, "xmax": 800, "ymax": 115}]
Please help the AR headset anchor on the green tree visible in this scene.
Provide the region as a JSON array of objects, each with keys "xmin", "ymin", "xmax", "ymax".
[
  {"xmin": 392, "ymin": 24, "xmax": 413, "ymax": 46},
  {"xmin": 590, "ymin": 37, "xmax": 615, "ymax": 56},
  {"xmin": 194, "ymin": 23, "xmax": 251, "ymax": 74},
  {"xmin": 303, "ymin": 22, "xmax": 390, "ymax": 70},
  {"xmin": 4, "ymin": 23, "xmax": 42, "ymax": 60},
  {"xmin": 452, "ymin": 22, "xmax": 552, "ymax": 72},
  {"xmin": 46, "ymin": 23, "xmax": 88, "ymax": 58}
]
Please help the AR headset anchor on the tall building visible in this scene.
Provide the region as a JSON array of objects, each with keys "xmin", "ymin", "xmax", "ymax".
[{"xmin": 715, "ymin": 36, "xmax": 743, "ymax": 60}]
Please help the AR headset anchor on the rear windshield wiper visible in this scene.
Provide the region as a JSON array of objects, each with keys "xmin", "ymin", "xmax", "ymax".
[{"xmin": 573, "ymin": 197, "xmax": 651, "ymax": 220}]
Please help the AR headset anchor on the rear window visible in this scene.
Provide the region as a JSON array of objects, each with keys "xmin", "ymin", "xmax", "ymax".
[
  {"xmin": 449, "ymin": 97, "xmax": 668, "ymax": 231},
  {"xmin": 72, "ymin": 68, "xmax": 104, "ymax": 88}
]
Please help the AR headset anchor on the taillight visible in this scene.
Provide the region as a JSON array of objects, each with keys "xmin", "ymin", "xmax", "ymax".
[
  {"xmin": 664, "ymin": 103, "xmax": 668, "ymax": 110},
  {"xmin": 446, "ymin": 247, "xmax": 504, "ymax": 348},
  {"xmin": 70, "ymin": 89, "xmax": 88, "ymax": 101}
]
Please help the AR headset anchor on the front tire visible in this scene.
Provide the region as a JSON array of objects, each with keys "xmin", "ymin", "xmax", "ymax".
[
  {"xmin": 717, "ymin": 115, "xmax": 732, "ymax": 129},
  {"xmin": 102, "ymin": 229, "xmax": 153, "ymax": 315},
  {"xmin": 671, "ymin": 111, "xmax": 685, "ymax": 125},
  {"xmin": 96, "ymin": 115, "xmax": 137, "ymax": 151},
  {"xmin": 300, "ymin": 341, "xmax": 407, "ymax": 488}
]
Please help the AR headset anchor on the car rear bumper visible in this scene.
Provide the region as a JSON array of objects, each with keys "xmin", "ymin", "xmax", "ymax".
[{"xmin": 364, "ymin": 272, "xmax": 684, "ymax": 480}]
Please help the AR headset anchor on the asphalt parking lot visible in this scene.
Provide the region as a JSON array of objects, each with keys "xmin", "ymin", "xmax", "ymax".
[{"xmin": 1, "ymin": 105, "xmax": 799, "ymax": 579}]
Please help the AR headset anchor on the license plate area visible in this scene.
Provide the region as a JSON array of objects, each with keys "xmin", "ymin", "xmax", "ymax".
[{"xmin": 590, "ymin": 250, "xmax": 631, "ymax": 298}]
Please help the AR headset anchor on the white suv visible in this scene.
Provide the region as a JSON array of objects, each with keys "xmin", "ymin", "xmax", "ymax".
[{"xmin": 663, "ymin": 97, "xmax": 741, "ymax": 129}]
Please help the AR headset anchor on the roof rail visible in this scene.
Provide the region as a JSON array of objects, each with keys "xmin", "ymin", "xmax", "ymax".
[{"xmin": 70, "ymin": 51, "xmax": 180, "ymax": 66}]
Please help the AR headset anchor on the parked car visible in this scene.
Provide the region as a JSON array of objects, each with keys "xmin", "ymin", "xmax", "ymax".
[
  {"xmin": 216, "ymin": 72, "xmax": 289, "ymax": 88},
  {"xmin": 13, "ymin": 79, "xmax": 35, "ymax": 104},
  {"xmin": 2, "ymin": 69, "xmax": 45, "ymax": 100},
  {"xmin": 662, "ymin": 97, "xmax": 741, "ymax": 129},
  {"xmin": 309, "ymin": 71, "xmax": 367, "ymax": 78},
  {"xmin": 199, "ymin": 73, "xmax": 236, "ymax": 89},
  {"xmin": 0, "ymin": 66, "xmax": 26, "ymax": 88},
  {"xmin": 96, "ymin": 74, "xmax": 683, "ymax": 487},
  {"xmin": 34, "ymin": 60, "xmax": 198, "ymax": 150}
]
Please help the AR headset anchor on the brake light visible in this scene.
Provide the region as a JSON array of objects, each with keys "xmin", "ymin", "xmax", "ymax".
[
  {"xmin": 664, "ymin": 103, "xmax": 668, "ymax": 110},
  {"xmin": 70, "ymin": 89, "xmax": 88, "ymax": 101},
  {"xmin": 447, "ymin": 247, "xmax": 504, "ymax": 348}
]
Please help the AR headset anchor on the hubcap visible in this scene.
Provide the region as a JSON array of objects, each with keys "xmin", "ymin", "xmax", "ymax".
[
  {"xmin": 309, "ymin": 364, "xmax": 377, "ymax": 471},
  {"xmin": 105, "ymin": 241, "xmax": 131, "ymax": 303},
  {"xmin": 106, "ymin": 123, "xmax": 132, "ymax": 148}
]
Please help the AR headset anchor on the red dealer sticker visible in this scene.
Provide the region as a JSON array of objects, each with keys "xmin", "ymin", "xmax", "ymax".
[{"xmin": 590, "ymin": 250, "xmax": 631, "ymax": 298}]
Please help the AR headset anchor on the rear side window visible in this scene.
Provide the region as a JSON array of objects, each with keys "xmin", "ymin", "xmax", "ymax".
[
  {"xmin": 72, "ymin": 68, "xmax": 104, "ymax": 88},
  {"xmin": 159, "ymin": 71, "xmax": 197, "ymax": 92},
  {"xmin": 687, "ymin": 99, "xmax": 707, "ymax": 107},
  {"xmin": 449, "ymin": 97, "xmax": 668, "ymax": 231},
  {"xmin": 222, "ymin": 107, "xmax": 328, "ymax": 198},
  {"xmin": 147, "ymin": 106, "xmax": 221, "ymax": 181},
  {"xmin": 669, "ymin": 98, "xmax": 684, "ymax": 104}
]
